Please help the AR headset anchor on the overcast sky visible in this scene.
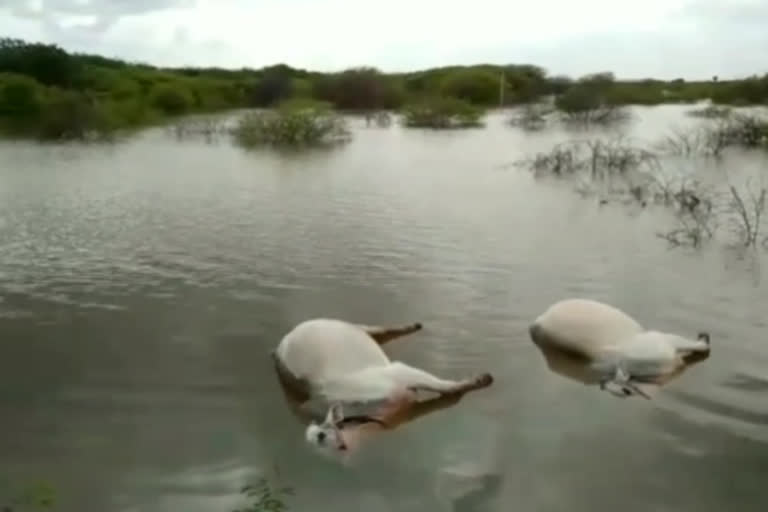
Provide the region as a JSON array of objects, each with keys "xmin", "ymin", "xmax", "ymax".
[{"xmin": 1, "ymin": 0, "xmax": 766, "ymax": 80}]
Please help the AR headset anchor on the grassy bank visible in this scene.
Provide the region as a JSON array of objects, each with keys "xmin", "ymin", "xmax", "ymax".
[{"xmin": 1, "ymin": 37, "xmax": 767, "ymax": 140}]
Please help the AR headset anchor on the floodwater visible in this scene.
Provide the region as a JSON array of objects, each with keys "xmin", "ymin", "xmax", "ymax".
[{"xmin": 0, "ymin": 105, "xmax": 766, "ymax": 512}]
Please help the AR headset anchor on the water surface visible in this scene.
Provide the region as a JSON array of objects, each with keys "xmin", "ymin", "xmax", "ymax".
[{"xmin": 1, "ymin": 106, "xmax": 767, "ymax": 512}]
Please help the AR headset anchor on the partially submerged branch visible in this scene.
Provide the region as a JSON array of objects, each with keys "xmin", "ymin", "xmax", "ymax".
[
  {"xmin": 507, "ymin": 103, "xmax": 556, "ymax": 131},
  {"xmin": 727, "ymin": 179, "xmax": 767, "ymax": 247},
  {"xmin": 685, "ymin": 105, "xmax": 732, "ymax": 119},
  {"xmin": 364, "ymin": 110, "xmax": 392, "ymax": 128},
  {"xmin": 520, "ymin": 131, "xmax": 768, "ymax": 250},
  {"xmin": 655, "ymin": 179, "xmax": 719, "ymax": 247},
  {"xmin": 656, "ymin": 112, "xmax": 768, "ymax": 158},
  {"xmin": 517, "ymin": 136, "xmax": 659, "ymax": 187}
]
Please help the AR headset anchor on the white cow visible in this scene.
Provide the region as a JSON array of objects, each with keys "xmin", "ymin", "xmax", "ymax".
[
  {"xmin": 273, "ymin": 318, "xmax": 493, "ymax": 455},
  {"xmin": 529, "ymin": 298, "xmax": 711, "ymax": 398}
]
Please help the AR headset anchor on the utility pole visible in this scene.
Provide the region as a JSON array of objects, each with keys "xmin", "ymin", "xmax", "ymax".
[{"xmin": 499, "ymin": 70, "xmax": 505, "ymax": 107}]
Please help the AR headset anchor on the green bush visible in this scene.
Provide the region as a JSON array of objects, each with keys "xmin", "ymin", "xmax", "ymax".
[
  {"xmin": 37, "ymin": 89, "xmax": 111, "ymax": 140},
  {"xmin": 0, "ymin": 72, "xmax": 43, "ymax": 117},
  {"xmin": 188, "ymin": 79, "xmax": 245, "ymax": 110},
  {"xmin": 98, "ymin": 97, "xmax": 158, "ymax": 128},
  {"xmin": 2, "ymin": 36, "xmax": 768, "ymax": 141},
  {"xmin": 149, "ymin": 83, "xmax": 193, "ymax": 115},
  {"xmin": 233, "ymin": 99, "xmax": 351, "ymax": 148},
  {"xmin": 312, "ymin": 67, "xmax": 404, "ymax": 110},
  {"xmin": 401, "ymin": 96, "xmax": 484, "ymax": 128},
  {"xmin": 711, "ymin": 76, "xmax": 768, "ymax": 105},
  {"xmin": 108, "ymin": 77, "xmax": 142, "ymax": 101},
  {"xmin": 1, "ymin": 480, "xmax": 56, "ymax": 511}
]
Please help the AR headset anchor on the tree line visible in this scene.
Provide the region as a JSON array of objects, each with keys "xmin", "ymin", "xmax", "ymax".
[{"xmin": 1, "ymin": 37, "xmax": 766, "ymax": 139}]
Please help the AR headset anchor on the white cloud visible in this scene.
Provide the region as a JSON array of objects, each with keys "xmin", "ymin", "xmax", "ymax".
[{"xmin": 0, "ymin": 0, "xmax": 766, "ymax": 79}]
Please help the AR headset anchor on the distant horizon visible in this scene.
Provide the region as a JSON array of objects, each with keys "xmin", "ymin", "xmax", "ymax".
[
  {"xmin": 3, "ymin": 34, "xmax": 758, "ymax": 84},
  {"xmin": 2, "ymin": 0, "xmax": 767, "ymax": 82}
]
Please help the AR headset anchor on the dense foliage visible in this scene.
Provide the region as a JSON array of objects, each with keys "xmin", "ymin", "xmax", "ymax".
[
  {"xmin": 1, "ymin": 37, "xmax": 767, "ymax": 139},
  {"xmin": 401, "ymin": 96, "xmax": 484, "ymax": 128},
  {"xmin": 232, "ymin": 98, "xmax": 351, "ymax": 147}
]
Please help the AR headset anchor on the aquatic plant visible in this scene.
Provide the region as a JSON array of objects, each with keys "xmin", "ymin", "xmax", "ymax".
[
  {"xmin": 726, "ymin": 178, "xmax": 767, "ymax": 248},
  {"xmin": 686, "ymin": 105, "xmax": 732, "ymax": 119},
  {"xmin": 556, "ymin": 97, "xmax": 629, "ymax": 126},
  {"xmin": 1, "ymin": 481, "xmax": 56, "ymax": 512},
  {"xmin": 654, "ymin": 113, "xmax": 768, "ymax": 158},
  {"xmin": 655, "ymin": 177, "xmax": 767, "ymax": 249},
  {"xmin": 507, "ymin": 102, "xmax": 556, "ymax": 131},
  {"xmin": 363, "ymin": 110, "xmax": 393, "ymax": 128},
  {"xmin": 553, "ymin": 72, "xmax": 631, "ymax": 126},
  {"xmin": 231, "ymin": 477, "xmax": 294, "ymax": 512},
  {"xmin": 519, "ymin": 136, "xmax": 660, "ymax": 182},
  {"xmin": 653, "ymin": 127, "xmax": 710, "ymax": 157},
  {"xmin": 167, "ymin": 117, "xmax": 232, "ymax": 143},
  {"xmin": 654, "ymin": 178, "xmax": 719, "ymax": 247},
  {"xmin": 518, "ymin": 131, "xmax": 768, "ymax": 250},
  {"xmin": 400, "ymin": 96, "xmax": 484, "ymax": 129},
  {"xmin": 717, "ymin": 113, "xmax": 768, "ymax": 148},
  {"xmin": 232, "ymin": 99, "xmax": 352, "ymax": 148}
]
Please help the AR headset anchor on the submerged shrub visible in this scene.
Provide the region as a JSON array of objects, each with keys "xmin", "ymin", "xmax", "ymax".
[
  {"xmin": 653, "ymin": 177, "xmax": 719, "ymax": 247},
  {"xmin": 168, "ymin": 116, "xmax": 231, "ymax": 144},
  {"xmin": 554, "ymin": 73, "xmax": 630, "ymax": 126},
  {"xmin": 655, "ymin": 112, "xmax": 768, "ymax": 157},
  {"xmin": 726, "ymin": 179, "xmax": 767, "ymax": 247},
  {"xmin": 518, "ymin": 137, "xmax": 659, "ymax": 181},
  {"xmin": 555, "ymin": 90, "xmax": 629, "ymax": 125},
  {"xmin": 716, "ymin": 113, "xmax": 768, "ymax": 148},
  {"xmin": 507, "ymin": 102, "xmax": 556, "ymax": 131},
  {"xmin": 521, "ymin": 132, "xmax": 768, "ymax": 250},
  {"xmin": 686, "ymin": 105, "xmax": 732, "ymax": 119},
  {"xmin": 400, "ymin": 96, "xmax": 484, "ymax": 128},
  {"xmin": 233, "ymin": 476, "xmax": 294, "ymax": 512},
  {"xmin": 233, "ymin": 99, "xmax": 351, "ymax": 148},
  {"xmin": 1, "ymin": 480, "xmax": 57, "ymax": 511},
  {"xmin": 363, "ymin": 110, "xmax": 392, "ymax": 127},
  {"xmin": 37, "ymin": 89, "xmax": 115, "ymax": 140},
  {"xmin": 653, "ymin": 127, "xmax": 710, "ymax": 157},
  {"xmin": 654, "ymin": 175, "xmax": 767, "ymax": 249}
]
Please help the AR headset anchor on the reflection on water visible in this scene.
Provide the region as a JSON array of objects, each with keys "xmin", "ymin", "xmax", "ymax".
[
  {"xmin": 529, "ymin": 325, "xmax": 712, "ymax": 394},
  {"xmin": 1, "ymin": 106, "xmax": 767, "ymax": 511}
]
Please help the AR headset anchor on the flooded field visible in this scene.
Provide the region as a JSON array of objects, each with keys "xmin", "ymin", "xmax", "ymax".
[{"xmin": 0, "ymin": 104, "xmax": 766, "ymax": 512}]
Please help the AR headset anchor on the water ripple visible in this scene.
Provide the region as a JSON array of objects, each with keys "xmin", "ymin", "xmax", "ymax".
[{"xmin": 1, "ymin": 106, "xmax": 767, "ymax": 511}]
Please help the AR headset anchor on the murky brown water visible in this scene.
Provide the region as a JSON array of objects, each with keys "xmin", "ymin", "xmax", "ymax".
[{"xmin": 1, "ymin": 106, "xmax": 767, "ymax": 512}]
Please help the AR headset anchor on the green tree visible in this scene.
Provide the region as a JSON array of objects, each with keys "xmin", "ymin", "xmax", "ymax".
[
  {"xmin": 248, "ymin": 64, "xmax": 296, "ymax": 106},
  {"xmin": 440, "ymin": 68, "xmax": 500, "ymax": 105},
  {"xmin": 0, "ymin": 38, "xmax": 81, "ymax": 88},
  {"xmin": 313, "ymin": 67, "xmax": 402, "ymax": 110}
]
